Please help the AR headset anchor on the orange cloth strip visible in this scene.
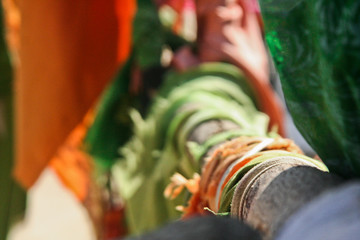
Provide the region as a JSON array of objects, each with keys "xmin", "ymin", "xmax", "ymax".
[
  {"xmin": 49, "ymin": 110, "xmax": 94, "ymax": 201},
  {"xmin": 9, "ymin": 0, "xmax": 136, "ymax": 188},
  {"xmin": 182, "ymin": 136, "xmax": 302, "ymax": 217}
]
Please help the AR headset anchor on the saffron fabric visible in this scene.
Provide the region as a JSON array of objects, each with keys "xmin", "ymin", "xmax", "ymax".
[{"xmin": 11, "ymin": 0, "xmax": 136, "ymax": 188}]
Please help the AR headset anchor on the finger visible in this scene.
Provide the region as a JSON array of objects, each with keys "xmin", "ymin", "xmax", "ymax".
[
  {"xmin": 237, "ymin": 0, "xmax": 263, "ymax": 33},
  {"xmin": 221, "ymin": 42, "xmax": 242, "ymax": 64},
  {"xmin": 216, "ymin": 5, "xmax": 243, "ymax": 22},
  {"xmin": 222, "ymin": 25, "xmax": 243, "ymax": 45}
]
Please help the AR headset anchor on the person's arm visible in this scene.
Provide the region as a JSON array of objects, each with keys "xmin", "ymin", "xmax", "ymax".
[{"xmin": 197, "ymin": 0, "xmax": 285, "ymax": 135}]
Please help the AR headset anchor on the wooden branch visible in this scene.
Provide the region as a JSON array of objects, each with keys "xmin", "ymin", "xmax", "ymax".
[
  {"xmin": 187, "ymin": 119, "xmax": 342, "ymax": 240},
  {"xmin": 231, "ymin": 164, "xmax": 341, "ymax": 239},
  {"xmin": 187, "ymin": 119, "xmax": 241, "ymax": 159}
]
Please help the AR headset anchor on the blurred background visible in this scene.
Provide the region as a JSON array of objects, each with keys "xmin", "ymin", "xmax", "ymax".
[{"xmin": 0, "ymin": 0, "xmax": 329, "ymax": 239}]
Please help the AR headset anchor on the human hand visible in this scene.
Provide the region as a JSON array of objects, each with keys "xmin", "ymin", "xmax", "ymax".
[{"xmin": 198, "ymin": 0, "xmax": 268, "ymax": 85}]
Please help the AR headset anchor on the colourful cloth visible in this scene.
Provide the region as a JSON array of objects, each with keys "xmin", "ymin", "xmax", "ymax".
[
  {"xmin": 12, "ymin": 0, "xmax": 136, "ymax": 188},
  {"xmin": 276, "ymin": 182, "xmax": 360, "ymax": 240},
  {"xmin": 112, "ymin": 63, "xmax": 269, "ymax": 235},
  {"xmin": 0, "ymin": 2, "xmax": 26, "ymax": 238},
  {"xmin": 261, "ymin": 0, "xmax": 360, "ymax": 178}
]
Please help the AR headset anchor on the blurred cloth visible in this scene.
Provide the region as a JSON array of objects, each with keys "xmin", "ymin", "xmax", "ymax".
[
  {"xmin": 260, "ymin": 1, "xmax": 360, "ymax": 177},
  {"xmin": 0, "ymin": 1, "xmax": 26, "ymax": 238},
  {"xmin": 2, "ymin": 0, "xmax": 135, "ymax": 188},
  {"xmin": 125, "ymin": 216, "xmax": 261, "ymax": 240},
  {"xmin": 276, "ymin": 182, "xmax": 360, "ymax": 240}
]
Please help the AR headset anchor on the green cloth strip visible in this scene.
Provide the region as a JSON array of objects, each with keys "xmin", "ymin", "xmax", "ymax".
[
  {"xmin": 0, "ymin": 4, "xmax": 26, "ymax": 238},
  {"xmin": 218, "ymin": 151, "xmax": 328, "ymax": 213},
  {"xmin": 112, "ymin": 62, "xmax": 269, "ymax": 235},
  {"xmin": 188, "ymin": 129, "xmax": 267, "ymax": 164}
]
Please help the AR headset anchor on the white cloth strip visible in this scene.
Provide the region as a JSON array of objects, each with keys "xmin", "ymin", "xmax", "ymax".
[{"xmin": 214, "ymin": 138, "xmax": 275, "ymax": 212}]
